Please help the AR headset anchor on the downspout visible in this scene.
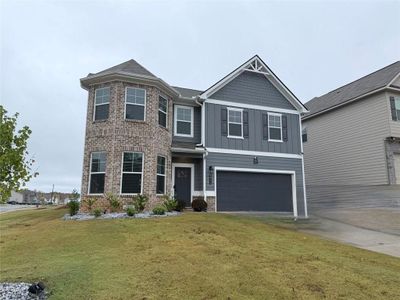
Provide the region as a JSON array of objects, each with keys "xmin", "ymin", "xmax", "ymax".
[{"xmin": 195, "ymin": 96, "xmax": 207, "ymax": 203}]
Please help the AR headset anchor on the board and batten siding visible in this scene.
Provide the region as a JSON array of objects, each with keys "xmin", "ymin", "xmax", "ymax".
[
  {"xmin": 172, "ymin": 106, "xmax": 201, "ymax": 145},
  {"xmin": 388, "ymin": 91, "xmax": 400, "ymax": 138},
  {"xmin": 210, "ymin": 71, "xmax": 296, "ymax": 110},
  {"xmin": 303, "ymin": 92, "xmax": 392, "ymax": 186},
  {"xmin": 205, "ymin": 152, "xmax": 306, "ymax": 216},
  {"xmin": 205, "ymin": 103, "xmax": 301, "ymax": 154}
]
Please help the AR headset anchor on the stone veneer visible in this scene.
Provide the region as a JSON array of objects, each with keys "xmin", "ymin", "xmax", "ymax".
[{"xmin": 81, "ymin": 81, "xmax": 174, "ymax": 210}]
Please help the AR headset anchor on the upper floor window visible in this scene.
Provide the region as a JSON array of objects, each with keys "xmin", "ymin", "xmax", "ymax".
[
  {"xmin": 94, "ymin": 87, "xmax": 110, "ymax": 121},
  {"xmin": 89, "ymin": 152, "xmax": 106, "ymax": 194},
  {"xmin": 156, "ymin": 156, "xmax": 166, "ymax": 194},
  {"xmin": 174, "ymin": 105, "xmax": 193, "ymax": 137},
  {"xmin": 302, "ymin": 127, "xmax": 308, "ymax": 143},
  {"xmin": 125, "ymin": 87, "xmax": 146, "ymax": 121},
  {"xmin": 268, "ymin": 113, "xmax": 282, "ymax": 142},
  {"xmin": 121, "ymin": 152, "xmax": 143, "ymax": 194},
  {"xmin": 227, "ymin": 108, "xmax": 243, "ymax": 138},
  {"xmin": 159, "ymin": 96, "xmax": 168, "ymax": 128}
]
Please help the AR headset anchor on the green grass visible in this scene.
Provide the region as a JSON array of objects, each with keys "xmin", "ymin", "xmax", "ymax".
[{"xmin": 1, "ymin": 208, "xmax": 399, "ymax": 299}]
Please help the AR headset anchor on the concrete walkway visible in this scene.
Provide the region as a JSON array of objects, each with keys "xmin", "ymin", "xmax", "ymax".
[
  {"xmin": 0, "ymin": 204, "xmax": 36, "ymax": 214},
  {"xmin": 302, "ymin": 216, "xmax": 400, "ymax": 258}
]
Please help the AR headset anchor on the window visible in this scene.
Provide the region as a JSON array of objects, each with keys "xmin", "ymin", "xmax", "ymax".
[
  {"xmin": 121, "ymin": 152, "xmax": 143, "ymax": 194},
  {"xmin": 228, "ymin": 108, "xmax": 243, "ymax": 138},
  {"xmin": 395, "ymin": 98, "xmax": 400, "ymax": 120},
  {"xmin": 158, "ymin": 96, "xmax": 168, "ymax": 128},
  {"xmin": 125, "ymin": 87, "xmax": 146, "ymax": 121},
  {"xmin": 302, "ymin": 127, "xmax": 308, "ymax": 143},
  {"xmin": 94, "ymin": 87, "xmax": 110, "ymax": 121},
  {"xmin": 268, "ymin": 113, "xmax": 282, "ymax": 142},
  {"xmin": 156, "ymin": 156, "xmax": 166, "ymax": 194},
  {"xmin": 174, "ymin": 106, "xmax": 193, "ymax": 137},
  {"xmin": 89, "ymin": 152, "xmax": 106, "ymax": 194}
]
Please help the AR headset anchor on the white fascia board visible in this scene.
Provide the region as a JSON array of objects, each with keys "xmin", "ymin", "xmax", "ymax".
[
  {"xmin": 206, "ymin": 98, "xmax": 300, "ymax": 115},
  {"xmin": 206, "ymin": 147, "xmax": 302, "ymax": 159}
]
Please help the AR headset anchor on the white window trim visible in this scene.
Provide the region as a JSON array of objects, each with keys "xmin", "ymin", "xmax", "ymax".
[
  {"xmin": 156, "ymin": 155, "xmax": 167, "ymax": 195},
  {"xmin": 268, "ymin": 112, "xmax": 283, "ymax": 142},
  {"xmin": 158, "ymin": 95, "xmax": 168, "ymax": 128},
  {"xmin": 174, "ymin": 105, "xmax": 194, "ymax": 138},
  {"xmin": 124, "ymin": 87, "xmax": 146, "ymax": 121},
  {"xmin": 93, "ymin": 87, "xmax": 110, "ymax": 121},
  {"xmin": 120, "ymin": 151, "xmax": 144, "ymax": 195},
  {"xmin": 171, "ymin": 163, "xmax": 195, "ymax": 203},
  {"xmin": 227, "ymin": 107, "xmax": 243, "ymax": 139},
  {"xmin": 88, "ymin": 151, "xmax": 106, "ymax": 195},
  {"xmin": 395, "ymin": 97, "xmax": 400, "ymax": 121}
]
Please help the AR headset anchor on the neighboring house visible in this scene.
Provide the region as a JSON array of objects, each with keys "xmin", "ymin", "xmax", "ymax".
[
  {"xmin": 7, "ymin": 191, "xmax": 24, "ymax": 204},
  {"xmin": 80, "ymin": 55, "xmax": 309, "ymax": 217},
  {"xmin": 22, "ymin": 190, "xmax": 38, "ymax": 204},
  {"xmin": 303, "ymin": 61, "xmax": 400, "ymax": 187}
]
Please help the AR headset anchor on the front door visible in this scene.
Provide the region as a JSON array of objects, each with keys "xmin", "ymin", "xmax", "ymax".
[{"xmin": 174, "ymin": 167, "xmax": 192, "ymax": 207}]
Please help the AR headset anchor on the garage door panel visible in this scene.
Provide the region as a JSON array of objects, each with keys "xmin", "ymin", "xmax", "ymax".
[{"xmin": 216, "ymin": 171, "xmax": 293, "ymax": 212}]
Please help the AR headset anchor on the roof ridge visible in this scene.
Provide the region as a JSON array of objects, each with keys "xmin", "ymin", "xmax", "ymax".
[
  {"xmin": 125, "ymin": 59, "xmax": 157, "ymax": 77},
  {"xmin": 317, "ymin": 61, "xmax": 400, "ymax": 98}
]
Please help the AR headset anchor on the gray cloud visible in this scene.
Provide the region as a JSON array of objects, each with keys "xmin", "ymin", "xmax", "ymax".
[{"xmin": 1, "ymin": 0, "xmax": 399, "ymax": 192}]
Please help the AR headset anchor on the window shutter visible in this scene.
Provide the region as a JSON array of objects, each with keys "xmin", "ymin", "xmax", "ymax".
[
  {"xmin": 243, "ymin": 110, "xmax": 249, "ymax": 138},
  {"xmin": 390, "ymin": 96, "xmax": 398, "ymax": 121},
  {"xmin": 282, "ymin": 115, "xmax": 288, "ymax": 142},
  {"xmin": 221, "ymin": 108, "xmax": 227, "ymax": 136},
  {"xmin": 262, "ymin": 114, "xmax": 268, "ymax": 140}
]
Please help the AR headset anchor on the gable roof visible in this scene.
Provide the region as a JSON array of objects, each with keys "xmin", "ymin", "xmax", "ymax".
[
  {"xmin": 200, "ymin": 55, "xmax": 308, "ymax": 113},
  {"xmin": 304, "ymin": 61, "xmax": 400, "ymax": 120}
]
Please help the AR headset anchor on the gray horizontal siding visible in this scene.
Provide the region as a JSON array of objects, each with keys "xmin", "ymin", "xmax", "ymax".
[
  {"xmin": 210, "ymin": 71, "xmax": 295, "ymax": 110},
  {"xmin": 172, "ymin": 106, "xmax": 201, "ymax": 145},
  {"xmin": 205, "ymin": 103, "xmax": 301, "ymax": 154},
  {"xmin": 194, "ymin": 159, "xmax": 203, "ymax": 191},
  {"xmin": 205, "ymin": 152, "xmax": 306, "ymax": 217}
]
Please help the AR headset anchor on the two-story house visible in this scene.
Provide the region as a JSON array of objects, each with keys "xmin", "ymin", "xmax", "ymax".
[
  {"xmin": 303, "ymin": 61, "xmax": 400, "ymax": 205},
  {"xmin": 80, "ymin": 55, "xmax": 309, "ymax": 217}
]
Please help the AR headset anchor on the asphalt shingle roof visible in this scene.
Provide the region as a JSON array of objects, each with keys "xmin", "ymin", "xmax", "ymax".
[
  {"xmin": 89, "ymin": 59, "xmax": 157, "ymax": 78},
  {"xmin": 304, "ymin": 61, "xmax": 400, "ymax": 119},
  {"xmin": 172, "ymin": 86, "xmax": 202, "ymax": 98}
]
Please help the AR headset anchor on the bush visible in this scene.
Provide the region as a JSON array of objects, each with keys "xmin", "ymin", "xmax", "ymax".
[
  {"xmin": 126, "ymin": 206, "xmax": 137, "ymax": 217},
  {"xmin": 93, "ymin": 208, "xmax": 102, "ymax": 218},
  {"xmin": 132, "ymin": 194, "xmax": 148, "ymax": 212},
  {"xmin": 68, "ymin": 200, "xmax": 80, "ymax": 216},
  {"xmin": 83, "ymin": 197, "xmax": 97, "ymax": 212},
  {"xmin": 162, "ymin": 195, "xmax": 178, "ymax": 212},
  {"xmin": 152, "ymin": 205, "xmax": 166, "ymax": 215},
  {"xmin": 175, "ymin": 200, "xmax": 186, "ymax": 212},
  {"xmin": 106, "ymin": 193, "xmax": 121, "ymax": 212},
  {"xmin": 192, "ymin": 199, "xmax": 207, "ymax": 212}
]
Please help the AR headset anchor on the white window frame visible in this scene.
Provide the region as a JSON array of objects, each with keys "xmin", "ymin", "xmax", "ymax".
[
  {"xmin": 174, "ymin": 105, "xmax": 194, "ymax": 137},
  {"xmin": 93, "ymin": 87, "xmax": 110, "ymax": 121},
  {"xmin": 120, "ymin": 152, "xmax": 144, "ymax": 195},
  {"xmin": 88, "ymin": 151, "xmax": 106, "ymax": 195},
  {"xmin": 268, "ymin": 112, "xmax": 283, "ymax": 142},
  {"xmin": 227, "ymin": 107, "xmax": 243, "ymax": 139},
  {"xmin": 124, "ymin": 87, "xmax": 146, "ymax": 121},
  {"xmin": 395, "ymin": 97, "xmax": 400, "ymax": 121},
  {"xmin": 158, "ymin": 95, "xmax": 168, "ymax": 128},
  {"xmin": 156, "ymin": 155, "xmax": 167, "ymax": 195}
]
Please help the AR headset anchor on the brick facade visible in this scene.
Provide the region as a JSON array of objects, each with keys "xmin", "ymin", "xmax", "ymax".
[{"xmin": 81, "ymin": 81, "xmax": 173, "ymax": 210}]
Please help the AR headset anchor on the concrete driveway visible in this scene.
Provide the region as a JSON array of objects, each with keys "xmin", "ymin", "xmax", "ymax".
[{"xmin": 0, "ymin": 204, "xmax": 36, "ymax": 213}]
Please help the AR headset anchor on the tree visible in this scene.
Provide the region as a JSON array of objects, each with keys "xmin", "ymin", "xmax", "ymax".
[
  {"xmin": 70, "ymin": 189, "xmax": 80, "ymax": 201},
  {"xmin": 0, "ymin": 105, "xmax": 37, "ymax": 203}
]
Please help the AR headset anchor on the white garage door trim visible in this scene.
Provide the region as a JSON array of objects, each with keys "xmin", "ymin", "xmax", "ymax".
[{"xmin": 214, "ymin": 167, "xmax": 297, "ymax": 217}]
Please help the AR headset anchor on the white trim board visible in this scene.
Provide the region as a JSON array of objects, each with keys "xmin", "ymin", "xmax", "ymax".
[
  {"xmin": 213, "ymin": 166, "xmax": 298, "ymax": 217},
  {"xmin": 206, "ymin": 148, "xmax": 302, "ymax": 159},
  {"xmin": 171, "ymin": 163, "xmax": 195, "ymax": 203},
  {"xmin": 206, "ymin": 98, "xmax": 300, "ymax": 115}
]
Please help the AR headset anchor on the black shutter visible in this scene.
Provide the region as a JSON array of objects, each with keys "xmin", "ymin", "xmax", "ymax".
[
  {"xmin": 221, "ymin": 108, "xmax": 227, "ymax": 136},
  {"xmin": 282, "ymin": 115, "xmax": 288, "ymax": 142},
  {"xmin": 390, "ymin": 96, "xmax": 398, "ymax": 121},
  {"xmin": 243, "ymin": 110, "xmax": 249, "ymax": 138},
  {"xmin": 262, "ymin": 114, "xmax": 268, "ymax": 140}
]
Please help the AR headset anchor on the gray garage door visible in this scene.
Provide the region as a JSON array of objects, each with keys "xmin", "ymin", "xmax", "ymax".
[{"xmin": 216, "ymin": 171, "xmax": 293, "ymax": 212}]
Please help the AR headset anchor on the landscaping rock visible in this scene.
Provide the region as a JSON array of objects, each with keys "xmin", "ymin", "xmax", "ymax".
[
  {"xmin": 62, "ymin": 211, "xmax": 180, "ymax": 221},
  {"xmin": 0, "ymin": 282, "xmax": 47, "ymax": 299}
]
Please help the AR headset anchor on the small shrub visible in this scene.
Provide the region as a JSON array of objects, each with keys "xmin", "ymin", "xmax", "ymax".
[
  {"xmin": 162, "ymin": 195, "xmax": 178, "ymax": 212},
  {"xmin": 93, "ymin": 208, "xmax": 102, "ymax": 218},
  {"xmin": 106, "ymin": 193, "xmax": 121, "ymax": 212},
  {"xmin": 83, "ymin": 197, "xmax": 97, "ymax": 212},
  {"xmin": 175, "ymin": 200, "xmax": 186, "ymax": 212},
  {"xmin": 152, "ymin": 205, "xmax": 166, "ymax": 215},
  {"xmin": 68, "ymin": 200, "xmax": 80, "ymax": 216},
  {"xmin": 192, "ymin": 199, "xmax": 207, "ymax": 212},
  {"xmin": 133, "ymin": 194, "xmax": 148, "ymax": 212},
  {"xmin": 126, "ymin": 206, "xmax": 137, "ymax": 217}
]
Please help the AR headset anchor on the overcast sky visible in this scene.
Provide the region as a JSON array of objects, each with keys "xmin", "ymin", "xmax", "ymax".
[{"xmin": 1, "ymin": 0, "xmax": 399, "ymax": 193}]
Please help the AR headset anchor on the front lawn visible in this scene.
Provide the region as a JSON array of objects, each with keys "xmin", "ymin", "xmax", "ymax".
[{"xmin": 1, "ymin": 208, "xmax": 399, "ymax": 299}]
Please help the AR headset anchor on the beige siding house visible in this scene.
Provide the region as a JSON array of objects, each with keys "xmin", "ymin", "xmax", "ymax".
[{"xmin": 303, "ymin": 61, "xmax": 400, "ymax": 187}]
